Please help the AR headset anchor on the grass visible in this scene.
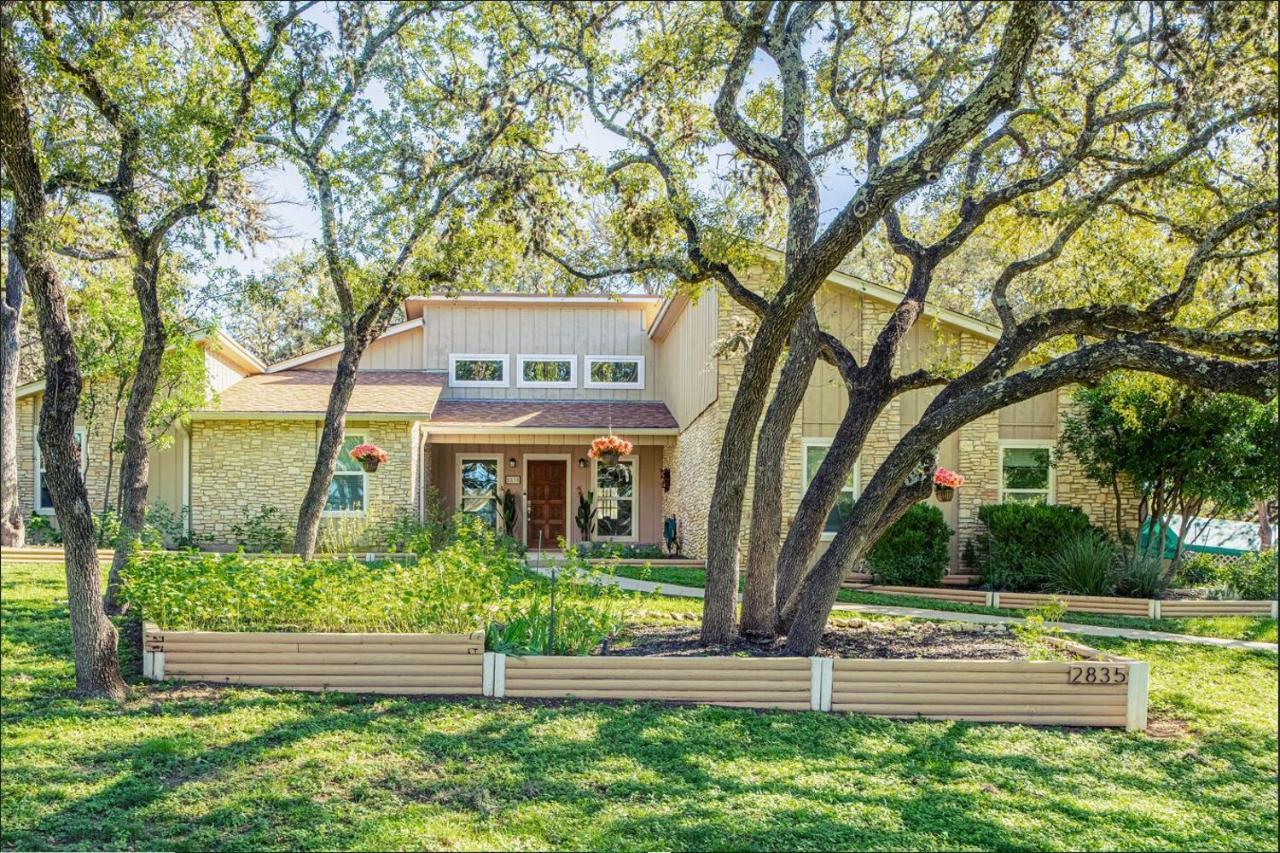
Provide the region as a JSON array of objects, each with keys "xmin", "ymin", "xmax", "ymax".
[
  {"xmin": 609, "ymin": 564, "xmax": 1279, "ymax": 644},
  {"xmin": 3, "ymin": 561, "xmax": 1277, "ymax": 851}
]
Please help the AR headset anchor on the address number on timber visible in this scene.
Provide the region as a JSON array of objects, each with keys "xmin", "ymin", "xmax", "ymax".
[{"xmin": 1068, "ymin": 664, "xmax": 1127, "ymax": 685}]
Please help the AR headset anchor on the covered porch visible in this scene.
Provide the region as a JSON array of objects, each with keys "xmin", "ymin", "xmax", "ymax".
[{"xmin": 422, "ymin": 400, "xmax": 679, "ymax": 549}]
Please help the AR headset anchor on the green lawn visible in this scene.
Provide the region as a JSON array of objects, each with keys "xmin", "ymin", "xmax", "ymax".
[
  {"xmin": 3, "ymin": 561, "xmax": 1277, "ymax": 851},
  {"xmin": 609, "ymin": 564, "xmax": 1279, "ymax": 643}
]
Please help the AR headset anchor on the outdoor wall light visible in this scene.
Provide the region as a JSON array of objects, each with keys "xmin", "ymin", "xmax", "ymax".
[
  {"xmin": 578, "ymin": 457, "xmax": 588, "ymax": 469},
  {"xmin": 508, "ymin": 457, "xmax": 517, "ymax": 468}
]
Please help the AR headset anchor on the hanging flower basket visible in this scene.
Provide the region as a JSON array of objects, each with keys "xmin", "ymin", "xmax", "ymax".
[
  {"xmin": 933, "ymin": 467, "xmax": 965, "ymax": 502},
  {"xmin": 588, "ymin": 434, "xmax": 633, "ymax": 465},
  {"xmin": 350, "ymin": 443, "xmax": 388, "ymax": 473}
]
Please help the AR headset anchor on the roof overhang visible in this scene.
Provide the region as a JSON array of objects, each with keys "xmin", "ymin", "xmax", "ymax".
[
  {"xmin": 424, "ymin": 425, "xmax": 679, "ymax": 436},
  {"xmin": 190, "ymin": 410, "xmax": 423, "ymax": 422},
  {"xmin": 404, "ymin": 292, "xmax": 663, "ymax": 320},
  {"xmin": 194, "ymin": 329, "xmax": 268, "ymax": 375}
]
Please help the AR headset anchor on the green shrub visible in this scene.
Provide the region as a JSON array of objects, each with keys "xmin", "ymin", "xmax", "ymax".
[
  {"xmin": 1172, "ymin": 552, "xmax": 1221, "ymax": 588},
  {"xmin": 1111, "ymin": 553, "xmax": 1168, "ymax": 599},
  {"xmin": 1216, "ymin": 550, "xmax": 1278, "ymax": 601},
  {"xmin": 229, "ymin": 505, "xmax": 291, "ymax": 553},
  {"xmin": 1044, "ymin": 533, "xmax": 1114, "ymax": 596},
  {"xmin": 576, "ymin": 541, "xmax": 667, "ymax": 560},
  {"xmin": 26, "ymin": 513, "xmax": 61, "ymax": 545},
  {"xmin": 972, "ymin": 503, "xmax": 1100, "ymax": 592},
  {"xmin": 488, "ymin": 551, "xmax": 626, "ymax": 655},
  {"xmin": 866, "ymin": 504, "xmax": 952, "ymax": 588}
]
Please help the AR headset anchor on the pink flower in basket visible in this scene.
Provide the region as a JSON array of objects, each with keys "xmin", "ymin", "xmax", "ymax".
[
  {"xmin": 933, "ymin": 467, "xmax": 965, "ymax": 488},
  {"xmin": 588, "ymin": 434, "xmax": 633, "ymax": 459},
  {"xmin": 350, "ymin": 443, "xmax": 388, "ymax": 464}
]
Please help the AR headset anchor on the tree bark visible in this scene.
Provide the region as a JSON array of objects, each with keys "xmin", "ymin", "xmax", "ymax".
[
  {"xmin": 104, "ymin": 261, "xmax": 165, "ymax": 612},
  {"xmin": 1, "ymin": 31, "xmax": 127, "ymax": 698},
  {"xmin": 293, "ymin": 347, "xmax": 362, "ymax": 559},
  {"xmin": 1, "ymin": 216, "xmax": 25, "ymax": 547},
  {"xmin": 738, "ymin": 306, "xmax": 819, "ymax": 638}
]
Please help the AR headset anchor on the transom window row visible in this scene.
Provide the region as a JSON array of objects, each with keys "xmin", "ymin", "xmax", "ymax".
[{"xmin": 448, "ymin": 354, "xmax": 645, "ymax": 389}]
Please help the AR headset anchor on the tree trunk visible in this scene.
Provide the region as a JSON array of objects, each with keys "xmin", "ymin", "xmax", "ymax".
[
  {"xmin": 700, "ymin": 321, "xmax": 795, "ymax": 643},
  {"xmin": 293, "ymin": 347, "xmax": 363, "ymax": 559},
  {"xmin": 1, "ymin": 217, "xmax": 25, "ymax": 547},
  {"xmin": 1, "ymin": 37, "xmax": 128, "ymax": 698},
  {"xmin": 738, "ymin": 306, "xmax": 819, "ymax": 638},
  {"xmin": 104, "ymin": 260, "xmax": 165, "ymax": 613},
  {"xmin": 1257, "ymin": 499, "xmax": 1273, "ymax": 551}
]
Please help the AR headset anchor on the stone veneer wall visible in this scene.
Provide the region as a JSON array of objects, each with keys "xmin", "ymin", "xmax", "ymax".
[
  {"xmin": 1053, "ymin": 391, "xmax": 1127, "ymax": 535},
  {"xmin": 662, "ymin": 401, "xmax": 721, "ymax": 558},
  {"xmin": 189, "ymin": 418, "xmax": 416, "ymax": 546}
]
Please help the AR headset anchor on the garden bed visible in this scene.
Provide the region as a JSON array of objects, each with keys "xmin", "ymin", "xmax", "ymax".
[
  {"xmin": 143, "ymin": 621, "xmax": 1148, "ymax": 730},
  {"xmin": 606, "ymin": 621, "xmax": 1026, "ymax": 660}
]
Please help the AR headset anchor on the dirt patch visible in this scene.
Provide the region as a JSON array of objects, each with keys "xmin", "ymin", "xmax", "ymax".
[
  {"xmin": 1146, "ymin": 717, "xmax": 1193, "ymax": 739},
  {"xmin": 603, "ymin": 619, "xmax": 1028, "ymax": 660}
]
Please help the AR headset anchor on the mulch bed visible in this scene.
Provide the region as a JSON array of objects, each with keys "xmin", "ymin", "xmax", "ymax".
[{"xmin": 601, "ymin": 619, "xmax": 1028, "ymax": 660}]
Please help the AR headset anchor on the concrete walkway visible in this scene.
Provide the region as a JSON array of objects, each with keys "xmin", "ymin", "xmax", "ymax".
[{"xmin": 530, "ymin": 565, "xmax": 1279, "ymax": 653}]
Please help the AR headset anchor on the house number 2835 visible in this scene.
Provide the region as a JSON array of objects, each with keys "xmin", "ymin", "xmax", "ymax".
[{"xmin": 1068, "ymin": 665, "xmax": 1127, "ymax": 685}]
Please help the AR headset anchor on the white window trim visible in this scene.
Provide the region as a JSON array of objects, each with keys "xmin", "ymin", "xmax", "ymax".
[
  {"xmin": 35, "ymin": 428, "xmax": 86, "ymax": 515},
  {"xmin": 322, "ymin": 432, "xmax": 367, "ymax": 517},
  {"xmin": 801, "ymin": 438, "xmax": 860, "ymax": 541},
  {"xmin": 449, "ymin": 353, "xmax": 509, "ymax": 388},
  {"xmin": 583, "ymin": 355, "xmax": 645, "ymax": 390},
  {"xmin": 591, "ymin": 454, "xmax": 639, "ymax": 542},
  {"xmin": 521, "ymin": 453, "xmax": 572, "ymax": 546},
  {"xmin": 997, "ymin": 439, "xmax": 1056, "ymax": 504},
  {"xmin": 516, "ymin": 354, "xmax": 577, "ymax": 389},
  {"xmin": 456, "ymin": 453, "xmax": 502, "ymax": 531}
]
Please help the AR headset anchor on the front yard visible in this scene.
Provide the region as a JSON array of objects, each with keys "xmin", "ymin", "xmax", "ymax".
[{"xmin": 2, "ymin": 560, "xmax": 1277, "ymax": 851}]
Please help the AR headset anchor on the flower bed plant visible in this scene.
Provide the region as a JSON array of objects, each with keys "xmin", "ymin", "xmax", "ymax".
[{"xmin": 122, "ymin": 517, "xmax": 625, "ymax": 653}]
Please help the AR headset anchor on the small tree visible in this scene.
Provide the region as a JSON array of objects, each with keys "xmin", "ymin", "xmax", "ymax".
[{"xmin": 1060, "ymin": 374, "xmax": 1279, "ymax": 569}]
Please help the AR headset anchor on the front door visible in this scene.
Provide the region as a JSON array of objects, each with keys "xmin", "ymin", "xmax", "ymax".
[{"xmin": 526, "ymin": 460, "xmax": 567, "ymax": 547}]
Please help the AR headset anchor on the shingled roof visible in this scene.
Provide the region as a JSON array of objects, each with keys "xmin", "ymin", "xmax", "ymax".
[
  {"xmin": 205, "ymin": 370, "xmax": 445, "ymax": 416},
  {"xmin": 428, "ymin": 400, "xmax": 678, "ymax": 430}
]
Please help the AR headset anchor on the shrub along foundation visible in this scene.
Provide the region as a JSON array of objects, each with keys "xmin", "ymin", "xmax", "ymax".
[{"xmin": 144, "ymin": 623, "xmax": 1149, "ymax": 730}]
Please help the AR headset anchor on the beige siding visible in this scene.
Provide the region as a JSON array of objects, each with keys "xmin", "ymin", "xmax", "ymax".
[
  {"xmin": 204, "ymin": 348, "xmax": 249, "ymax": 394},
  {"xmin": 425, "ymin": 303, "xmax": 658, "ymax": 400},
  {"xmin": 802, "ymin": 284, "xmax": 861, "ymax": 433},
  {"xmin": 310, "ymin": 326, "xmax": 425, "ymax": 370},
  {"xmin": 999, "ymin": 389, "xmax": 1059, "ymax": 440},
  {"xmin": 146, "ymin": 426, "xmax": 188, "ymax": 513},
  {"xmin": 429, "ymin": 439, "xmax": 666, "ymax": 546},
  {"xmin": 652, "ymin": 293, "xmax": 719, "ymax": 427}
]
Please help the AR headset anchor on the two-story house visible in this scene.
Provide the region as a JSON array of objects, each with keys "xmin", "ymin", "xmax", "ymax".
[{"xmin": 13, "ymin": 267, "xmax": 1120, "ymax": 572}]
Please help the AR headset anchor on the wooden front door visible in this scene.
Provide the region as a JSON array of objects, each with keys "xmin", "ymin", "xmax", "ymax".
[{"xmin": 526, "ymin": 460, "xmax": 567, "ymax": 547}]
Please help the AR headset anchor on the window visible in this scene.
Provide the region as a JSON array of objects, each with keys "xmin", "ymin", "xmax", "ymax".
[
  {"xmin": 516, "ymin": 354, "xmax": 576, "ymax": 388},
  {"xmin": 594, "ymin": 457, "xmax": 636, "ymax": 540},
  {"xmin": 449, "ymin": 354, "xmax": 508, "ymax": 388},
  {"xmin": 584, "ymin": 355, "xmax": 644, "ymax": 389},
  {"xmin": 457, "ymin": 455, "xmax": 500, "ymax": 529},
  {"xmin": 36, "ymin": 429, "xmax": 86, "ymax": 514},
  {"xmin": 999, "ymin": 442, "xmax": 1055, "ymax": 504},
  {"xmin": 802, "ymin": 440, "xmax": 859, "ymax": 539},
  {"xmin": 324, "ymin": 434, "xmax": 366, "ymax": 514}
]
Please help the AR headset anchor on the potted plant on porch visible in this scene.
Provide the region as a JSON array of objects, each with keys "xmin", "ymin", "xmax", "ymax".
[
  {"xmin": 349, "ymin": 443, "xmax": 389, "ymax": 473},
  {"xmin": 588, "ymin": 434, "xmax": 633, "ymax": 465},
  {"xmin": 933, "ymin": 467, "xmax": 965, "ymax": 502}
]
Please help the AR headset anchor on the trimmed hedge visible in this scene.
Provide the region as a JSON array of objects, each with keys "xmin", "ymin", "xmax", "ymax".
[
  {"xmin": 867, "ymin": 504, "xmax": 953, "ymax": 588},
  {"xmin": 972, "ymin": 502, "xmax": 1101, "ymax": 592}
]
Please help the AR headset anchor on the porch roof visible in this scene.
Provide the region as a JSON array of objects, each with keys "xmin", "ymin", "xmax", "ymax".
[
  {"xmin": 427, "ymin": 400, "xmax": 679, "ymax": 432},
  {"xmin": 198, "ymin": 369, "xmax": 445, "ymax": 418}
]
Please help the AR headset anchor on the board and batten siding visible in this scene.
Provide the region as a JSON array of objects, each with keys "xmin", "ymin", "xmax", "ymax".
[
  {"xmin": 652, "ymin": 294, "xmax": 719, "ymax": 427},
  {"xmin": 425, "ymin": 303, "xmax": 659, "ymax": 401},
  {"xmin": 308, "ymin": 326, "xmax": 426, "ymax": 370},
  {"xmin": 204, "ymin": 348, "xmax": 250, "ymax": 394},
  {"xmin": 998, "ymin": 390, "xmax": 1059, "ymax": 440}
]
